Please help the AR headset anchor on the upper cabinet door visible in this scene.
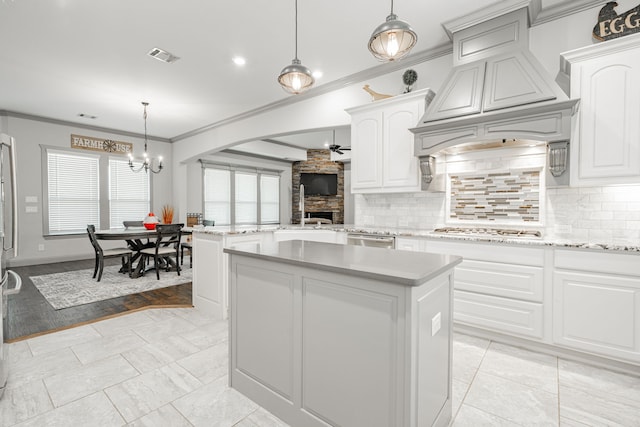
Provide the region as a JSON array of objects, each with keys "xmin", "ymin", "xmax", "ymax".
[
  {"xmin": 350, "ymin": 111, "xmax": 383, "ymax": 190},
  {"xmin": 483, "ymin": 51, "xmax": 557, "ymax": 112},
  {"xmin": 562, "ymin": 35, "xmax": 640, "ymax": 186},
  {"xmin": 422, "ymin": 61, "xmax": 486, "ymax": 122},
  {"xmin": 382, "ymin": 104, "xmax": 421, "ymax": 189},
  {"xmin": 579, "ymin": 58, "xmax": 640, "ymax": 181}
]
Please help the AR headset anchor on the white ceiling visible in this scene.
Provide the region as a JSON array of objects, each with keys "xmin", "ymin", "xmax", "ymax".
[{"xmin": 0, "ymin": 0, "xmax": 584, "ymax": 150}]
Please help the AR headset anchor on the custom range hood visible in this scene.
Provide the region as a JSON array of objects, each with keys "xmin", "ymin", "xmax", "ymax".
[{"xmin": 411, "ymin": 0, "xmax": 579, "ymax": 187}]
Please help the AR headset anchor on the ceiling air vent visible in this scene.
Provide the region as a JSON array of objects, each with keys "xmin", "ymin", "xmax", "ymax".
[{"xmin": 147, "ymin": 47, "xmax": 180, "ymax": 64}]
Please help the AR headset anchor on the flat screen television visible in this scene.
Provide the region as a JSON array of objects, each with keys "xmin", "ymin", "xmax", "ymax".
[{"xmin": 300, "ymin": 173, "xmax": 338, "ymax": 196}]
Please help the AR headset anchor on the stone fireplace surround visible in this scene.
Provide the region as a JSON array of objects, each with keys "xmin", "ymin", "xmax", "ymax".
[{"xmin": 292, "ymin": 149, "xmax": 344, "ymax": 224}]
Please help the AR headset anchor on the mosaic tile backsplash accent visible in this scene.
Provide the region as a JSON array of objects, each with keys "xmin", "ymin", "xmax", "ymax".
[{"xmin": 449, "ymin": 168, "xmax": 541, "ymax": 222}]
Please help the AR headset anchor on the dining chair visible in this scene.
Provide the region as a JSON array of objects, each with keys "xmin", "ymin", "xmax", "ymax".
[
  {"xmin": 87, "ymin": 225, "xmax": 133, "ymax": 282},
  {"xmin": 139, "ymin": 223, "xmax": 184, "ymax": 280},
  {"xmin": 180, "ymin": 238, "xmax": 192, "ymax": 268}
]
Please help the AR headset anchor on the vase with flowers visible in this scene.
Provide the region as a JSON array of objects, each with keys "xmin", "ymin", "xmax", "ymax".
[{"xmin": 161, "ymin": 205, "xmax": 174, "ymax": 224}]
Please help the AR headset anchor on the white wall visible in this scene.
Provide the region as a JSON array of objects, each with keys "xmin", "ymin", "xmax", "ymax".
[{"xmin": 4, "ymin": 115, "xmax": 173, "ymax": 266}]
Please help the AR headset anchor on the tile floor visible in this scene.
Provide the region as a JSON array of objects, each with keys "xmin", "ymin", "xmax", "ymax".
[{"xmin": 2, "ymin": 307, "xmax": 640, "ymax": 426}]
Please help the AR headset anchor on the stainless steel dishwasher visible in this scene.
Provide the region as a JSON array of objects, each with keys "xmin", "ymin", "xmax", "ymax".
[{"xmin": 346, "ymin": 233, "xmax": 395, "ymax": 249}]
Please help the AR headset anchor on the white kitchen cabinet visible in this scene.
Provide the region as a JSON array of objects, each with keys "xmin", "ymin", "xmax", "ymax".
[
  {"xmin": 395, "ymin": 236, "xmax": 425, "ymax": 252},
  {"xmin": 553, "ymin": 249, "xmax": 640, "ymax": 364},
  {"xmin": 561, "ymin": 34, "xmax": 640, "ymax": 186},
  {"xmin": 192, "ymin": 232, "xmax": 266, "ymax": 319},
  {"xmin": 346, "ymin": 89, "xmax": 433, "ymax": 193},
  {"xmin": 425, "ymin": 240, "xmax": 546, "ymax": 340}
]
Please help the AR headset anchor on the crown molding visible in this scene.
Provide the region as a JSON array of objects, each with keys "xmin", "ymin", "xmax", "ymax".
[
  {"xmin": 532, "ymin": 0, "xmax": 603, "ymax": 26},
  {"xmin": 0, "ymin": 110, "xmax": 171, "ymax": 143}
]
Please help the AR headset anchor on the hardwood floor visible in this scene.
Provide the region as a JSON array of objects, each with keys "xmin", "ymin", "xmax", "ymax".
[{"xmin": 4, "ymin": 258, "xmax": 192, "ymax": 342}]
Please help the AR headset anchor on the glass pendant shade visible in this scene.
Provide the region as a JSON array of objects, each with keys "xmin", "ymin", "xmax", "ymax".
[
  {"xmin": 278, "ymin": 58, "xmax": 314, "ymax": 94},
  {"xmin": 368, "ymin": 13, "xmax": 417, "ymax": 62}
]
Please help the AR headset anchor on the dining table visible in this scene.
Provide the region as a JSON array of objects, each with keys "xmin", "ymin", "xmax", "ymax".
[{"xmin": 94, "ymin": 227, "xmax": 190, "ymax": 278}]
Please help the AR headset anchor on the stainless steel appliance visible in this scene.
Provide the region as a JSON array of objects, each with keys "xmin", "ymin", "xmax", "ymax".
[
  {"xmin": 432, "ymin": 227, "xmax": 542, "ymax": 239},
  {"xmin": 347, "ymin": 233, "xmax": 395, "ymax": 249},
  {"xmin": 1, "ymin": 133, "xmax": 22, "ymax": 399}
]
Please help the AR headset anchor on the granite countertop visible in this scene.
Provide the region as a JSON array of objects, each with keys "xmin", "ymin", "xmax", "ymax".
[
  {"xmin": 190, "ymin": 224, "xmax": 640, "ymax": 253},
  {"xmin": 224, "ymin": 240, "xmax": 462, "ymax": 286}
]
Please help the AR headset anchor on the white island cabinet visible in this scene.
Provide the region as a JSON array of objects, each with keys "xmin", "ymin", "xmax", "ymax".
[
  {"xmin": 225, "ymin": 241, "xmax": 461, "ymax": 427},
  {"xmin": 192, "ymin": 231, "xmax": 268, "ymax": 319}
]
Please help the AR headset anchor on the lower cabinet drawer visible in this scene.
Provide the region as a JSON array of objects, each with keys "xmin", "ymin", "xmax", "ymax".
[
  {"xmin": 455, "ymin": 260, "xmax": 544, "ymax": 302},
  {"xmin": 454, "ymin": 290, "xmax": 544, "ymax": 339}
]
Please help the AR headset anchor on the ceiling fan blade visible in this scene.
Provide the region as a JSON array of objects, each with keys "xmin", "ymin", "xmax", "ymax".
[{"xmin": 336, "ymin": 149, "xmax": 344, "ymax": 155}]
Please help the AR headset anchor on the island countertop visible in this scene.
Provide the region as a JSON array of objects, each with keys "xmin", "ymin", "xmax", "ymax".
[{"xmin": 224, "ymin": 239, "xmax": 462, "ymax": 286}]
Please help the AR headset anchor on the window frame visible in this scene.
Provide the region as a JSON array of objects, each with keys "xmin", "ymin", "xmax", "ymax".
[
  {"xmin": 201, "ymin": 160, "xmax": 281, "ymax": 226},
  {"xmin": 42, "ymin": 145, "xmax": 154, "ymax": 236}
]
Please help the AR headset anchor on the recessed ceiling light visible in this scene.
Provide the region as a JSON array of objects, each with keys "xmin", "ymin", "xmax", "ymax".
[
  {"xmin": 232, "ymin": 56, "xmax": 246, "ymax": 66},
  {"xmin": 147, "ymin": 47, "xmax": 180, "ymax": 64},
  {"xmin": 312, "ymin": 70, "xmax": 323, "ymax": 79},
  {"xmin": 78, "ymin": 113, "xmax": 97, "ymax": 119},
  {"xmin": 324, "ymin": 142, "xmax": 329, "ymax": 147}
]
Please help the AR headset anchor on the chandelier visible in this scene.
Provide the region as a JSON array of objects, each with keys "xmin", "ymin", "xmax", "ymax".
[{"xmin": 129, "ymin": 102, "xmax": 163, "ymax": 174}]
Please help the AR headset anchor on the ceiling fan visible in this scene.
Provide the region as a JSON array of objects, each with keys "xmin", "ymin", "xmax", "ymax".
[{"xmin": 329, "ymin": 144, "xmax": 351, "ymax": 155}]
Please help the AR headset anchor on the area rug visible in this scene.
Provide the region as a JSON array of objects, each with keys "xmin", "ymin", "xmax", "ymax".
[{"xmin": 30, "ymin": 265, "xmax": 193, "ymax": 310}]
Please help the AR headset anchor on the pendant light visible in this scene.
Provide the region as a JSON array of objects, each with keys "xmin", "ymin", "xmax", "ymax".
[
  {"xmin": 368, "ymin": 0, "xmax": 417, "ymax": 62},
  {"xmin": 278, "ymin": 0, "xmax": 314, "ymax": 94},
  {"xmin": 129, "ymin": 102, "xmax": 163, "ymax": 174}
]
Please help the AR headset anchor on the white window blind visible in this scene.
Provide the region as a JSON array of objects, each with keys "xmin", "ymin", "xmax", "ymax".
[
  {"xmin": 109, "ymin": 158, "xmax": 150, "ymax": 228},
  {"xmin": 260, "ymin": 174, "xmax": 280, "ymax": 223},
  {"xmin": 204, "ymin": 168, "xmax": 231, "ymax": 225},
  {"xmin": 235, "ymin": 172, "xmax": 257, "ymax": 224},
  {"xmin": 47, "ymin": 151, "xmax": 100, "ymax": 234}
]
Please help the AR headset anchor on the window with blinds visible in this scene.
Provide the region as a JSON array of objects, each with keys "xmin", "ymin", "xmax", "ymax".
[
  {"xmin": 47, "ymin": 150, "xmax": 100, "ymax": 234},
  {"xmin": 204, "ymin": 168, "xmax": 231, "ymax": 225},
  {"xmin": 109, "ymin": 158, "xmax": 150, "ymax": 229},
  {"xmin": 260, "ymin": 174, "xmax": 280, "ymax": 223},
  {"xmin": 235, "ymin": 172, "xmax": 257, "ymax": 224},
  {"xmin": 203, "ymin": 163, "xmax": 280, "ymax": 226}
]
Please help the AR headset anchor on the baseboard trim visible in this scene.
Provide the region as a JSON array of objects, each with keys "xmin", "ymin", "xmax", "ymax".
[{"xmin": 454, "ymin": 324, "xmax": 640, "ymax": 376}]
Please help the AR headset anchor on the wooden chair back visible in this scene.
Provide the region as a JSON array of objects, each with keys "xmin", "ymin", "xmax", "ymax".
[
  {"xmin": 86, "ymin": 224, "xmax": 103, "ymax": 255},
  {"xmin": 153, "ymin": 223, "xmax": 184, "ymax": 256}
]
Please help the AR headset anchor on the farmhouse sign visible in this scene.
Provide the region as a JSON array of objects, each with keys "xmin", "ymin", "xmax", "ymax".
[
  {"xmin": 70, "ymin": 134, "xmax": 132, "ymax": 155},
  {"xmin": 593, "ymin": 1, "xmax": 640, "ymax": 41}
]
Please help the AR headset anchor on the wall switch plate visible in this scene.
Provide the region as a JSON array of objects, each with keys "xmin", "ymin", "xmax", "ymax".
[
  {"xmin": 431, "ymin": 312, "xmax": 442, "ymax": 336},
  {"xmin": 38, "ymin": 243, "xmax": 45, "ymax": 251},
  {"xmin": 25, "ymin": 196, "xmax": 38, "ymax": 203},
  {"xmin": 26, "ymin": 205, "xmax": 38, "ymax": 213}
]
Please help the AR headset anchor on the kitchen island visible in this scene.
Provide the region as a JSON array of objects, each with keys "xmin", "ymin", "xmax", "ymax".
[{"xmin": 224, "ymin": 240, "xmax": 462, "ymax": 427}]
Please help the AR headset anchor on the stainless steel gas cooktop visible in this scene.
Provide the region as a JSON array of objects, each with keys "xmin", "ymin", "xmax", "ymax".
[{"xmin": 432, "ymin": 227, "xmax": 542, "ymax": 238}]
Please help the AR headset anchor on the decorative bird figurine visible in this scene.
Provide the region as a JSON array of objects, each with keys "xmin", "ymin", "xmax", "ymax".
[{"xmin": 362, "ymin": 84, "xmax": 393, "ymax": 101}]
